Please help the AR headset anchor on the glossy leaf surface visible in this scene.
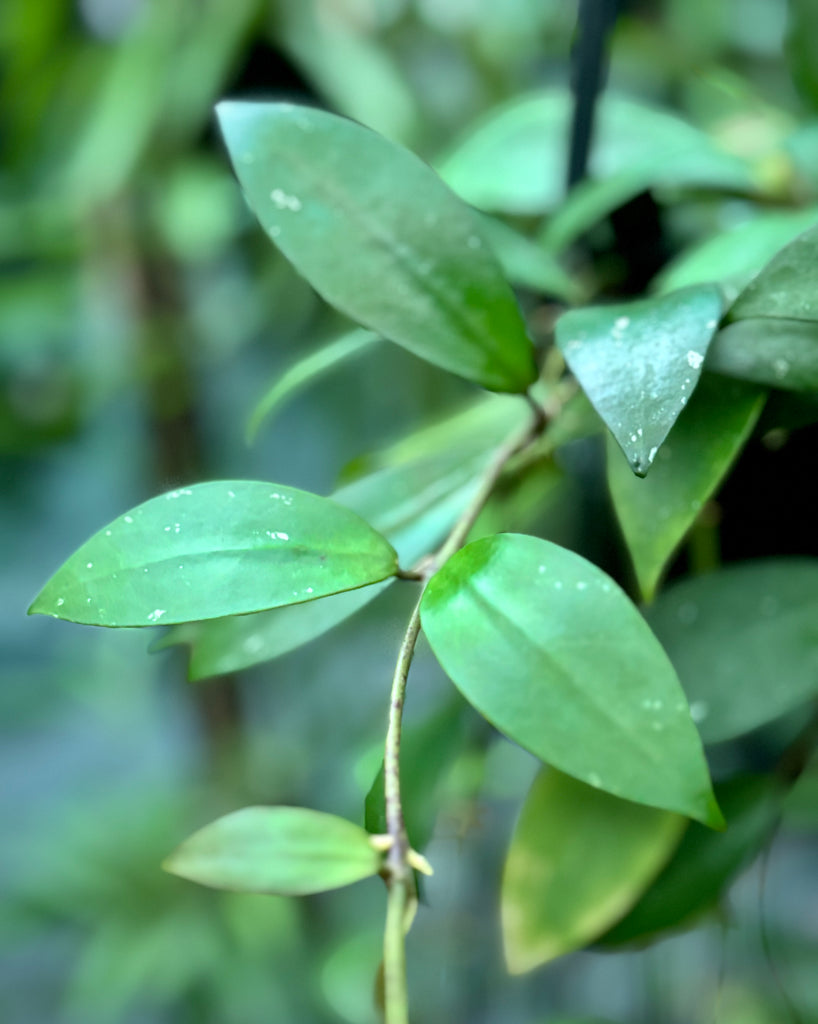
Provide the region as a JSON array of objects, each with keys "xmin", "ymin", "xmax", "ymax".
[
  {"xmin": 502, "ymin": 767, "xmax": 684, "ymax": 972},
  {"xmin": 421, "ymin": 533, "xmax": 722, "ymax": 825},
  {"xmin": 608, "ymin": 374, "xmax": 764, "ymax": 602},
  {"xmin": 218, "ymin": 102, "xmax": 536, "ymax": 392},
  {"xmin": 29, "ymin": 481, "xmax": 398, "ymax": 627},
  {"xmin": 556, "ymin": 286, "xmax": 724, "ymax": 475},
  {"xmin": 164, "ymin": 807, "xmax": 381, "ymax": 895},
  {"xmin": 729, "ymin": 224, "xmax": 818, "ymax": 322},
  {"xmin": 601, "ymin": 775, "xmax": 781, "ymax": 945},
  {"xmin": 162, "ymin": 397, "xmax": 528, "ymax": 679},
  {"xmin": 646, "ymin": 560, "xmax": 818, "ymax": 743},
  {"xmin": 707, "ymin": 318, "xmax": 818, "ymax": 392}
]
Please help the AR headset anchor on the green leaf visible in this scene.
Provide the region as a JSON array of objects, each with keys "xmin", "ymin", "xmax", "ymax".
[
  {"xmin": 655, "ymin": 209, "xmax": 818, "ymax": 300},
  {"xmin": 217, "ymin": 102, "xmax": 536, "ymax": 392},
  {"xmin": 556, "ymin": 286, "xmax": 724, "ymax": 475},
  {"xmin": 707, "ymin": 318, "xmax": 818, "ymax": 392},
  {"xmin": 608, "ymin": 374, "xmax": 765, "ymax": 602},
  {"xmin": 600, "ymin": 775, "xmax": 781, "ymax": 945},
  {"xmin": 476, "ymin": 215, "xmax": 586, "ymax": 304},
  {"xmin": 163, "ymin": 807, "xmax": 382, "ymax": 895},
  {"xmin": 29, "ymin": 481, "xmax": 398, "ymax": 627},
  {"xmin": 246, "ymin": 329, "xmax": 380, "ymax": 442},
  {"xmin": 646, "ymin": 560, "xmax": 818, "ymax": 744},
  {"xmin": 728, "ymin": 224, "xmax": 818, "ymax": 323},
  {"xmin": 502, "ymin": 767, "xmax": 684, "ymax": 972},
  {"xmin": 438, "ymin": 89, "xmax": 756, "ymax": 217},
  {"xmin": 786, "ymin": 0, "xmax": 818, "ymax": 115},
  {"xmin": 420, "ymin": 533, "xmax": 722, "ymax": 825},
  {"xmin": 161, "ymin": 397, "xmax": 528, "ymax": 679}
]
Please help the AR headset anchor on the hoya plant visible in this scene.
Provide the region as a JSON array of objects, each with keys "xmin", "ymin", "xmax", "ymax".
[{"xmin": 30, "ymin": 100, "xmax": 818, "ymax": 1022}]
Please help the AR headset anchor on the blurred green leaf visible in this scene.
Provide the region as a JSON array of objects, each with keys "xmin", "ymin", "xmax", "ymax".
[
  {"xmin": 502, "ymin": 767, "xmax": 684, "ymax": 972},
  {"xmin": 729, "ymin": 224, "xmax": 818, "ymax": 322},
  {"xmin": 274, "ymin": 0, "xmax": 420, "ymax": 145},
  {"xmin": 421, "ymin": 533, "xmax": 723, "ymax": 825},
  {"xmin": 246, "ymin": 329, "xmax": 379, "ymax": 443},
  {"xmin": 655, "ymin": 209, "xmax": 818, "ymax": 300},
  {"xmin": 217, "ymin": 102, "xmax": 537, "ymax": 392},
  {"xmin": 556, "ymin": 286, "xmax": 724, "ymax": 475},
  {"xmin": 476, "ymin": 215, "xmax": 586, "ymax": 303},
  {"xmin": 786, "ymin": 0, "xmax": 818, "ymax": 113},
  {"xmin": 707, "ymin": 318, "xmax": 818, "ymax": 392},
  {"xmin": 601, "ymin": 775, "xmax": 781, "ymax": 945},
  {"xmin": 608, "ymin": 374, "xmax": 764, "ymax": 602},
  {"xmin": 29, "ymin": 481, "xmax": 398, "ymax": 627},
  {"xmin": 438, "ymin": 89, "xmax": 757, "ymax": 217},
  {"xmin": 164, "ymin": 807, "xmax": 382, "ymax": 895},
  {"xmin": 646, "ymin": 559, "xmax": 818, "ymax": 743}
]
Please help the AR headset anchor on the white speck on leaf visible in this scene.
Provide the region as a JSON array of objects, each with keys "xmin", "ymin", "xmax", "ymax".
[
  {"xmin": 227, "ymin": 490, "xmax": 236, "ymax": 498},
  {"xmin": 147, "ymin": 609, "xmax": 166, "ymax": 622},
  {"xmin": 86, "ymin": 562, "xmax": 93, "ymax": 569},
  {"xmin": 614, "ymin": 316, "xmax": 630, "ymax": 331},
  {"xmin": 56, "ymin": 597, "xmax": 65, "ymax": 606},
  {"xmin": 706, "ymin": 319, "xmax": 718, "ymax": 330},
  {"xmin": 270, "ymin": 188, "xmax": 301, "ymax": 212},
  {"xmin": 648, "ymin": 446, "xmax": 658, "ymax": 464},
  {"xmin": 689, "ymin": 700, "xmax": 709, "ymax": 723},
  {"xmin": 105, "ymin": 530, "xmax": 112, "ymax": 537},
  {"xmin": 576, "ymin": 581, "xmax": 587, "ymax": 591},
  {"xmin": 686, "ymin": 351, "xmax": 704, "ymax": 369},
  {"xmin": 124, "ymin": 516, "xmax": 133, "ymax": 524}
]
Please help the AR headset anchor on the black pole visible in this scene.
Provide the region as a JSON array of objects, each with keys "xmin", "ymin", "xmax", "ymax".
[{"xmin": 567, "ymin": 0, "xmax": 620, "ymax": 190}]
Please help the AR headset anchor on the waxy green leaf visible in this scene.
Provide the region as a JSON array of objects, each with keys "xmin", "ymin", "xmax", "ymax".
[
  {"xmin": 707, "ymin": 318, "xmax": 818, "ymax": 392},
  {"xmin": 502, "ymin": 767, "xmax": 684, "ymax": 972},
  {"xmin": 556, "ymin": 286, "xmax": 724, "ymax": 476},
  {"xmin": 646, "ymin": 560, "xmax": 818, "ymax": 744},
  {"xmin": 160, "ymin": 396, "xmax": 529, "ymax": 679},
  {"xmin": 421, "ymin": 534, "xmax": 722, "ymax": 825},
  {"xmin": 600, "ymin": 775, "xmax": 781, "ymax": 946},
  {"xmin": 608, "ymin": 374, "xmax": 765, "ymax": 602},
  {"xmin": 217, "ymin": 102, "xmax": 536, "ymax": 392},
  {"xmin": 29, "ymin": 481, "xmax": 398, "ymax": 627},
  {"xmin": 164, "ymin": 807, "xmax": 382, "ymax": 895},
  {"xmin": 729, "ymin": 224, "xmax": 818, "ymax": 323}
]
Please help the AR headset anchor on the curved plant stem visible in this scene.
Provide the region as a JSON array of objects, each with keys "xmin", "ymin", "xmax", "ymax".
[{"xmin": 380, "ymin": 399, "xmax": 548, "ymax": 1023}]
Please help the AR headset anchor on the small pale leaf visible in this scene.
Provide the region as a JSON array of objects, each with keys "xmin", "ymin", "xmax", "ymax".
[
  {"xmin": 420, "ymin": 533, "xmax": 723, "ymax": 825},
  {"xmin": 164, "ymin": 806, "xmax": 382, "ymax": 895},
  {"xmin": 556, "ymin": 285, "xmax": 724, "ymax": 475}
]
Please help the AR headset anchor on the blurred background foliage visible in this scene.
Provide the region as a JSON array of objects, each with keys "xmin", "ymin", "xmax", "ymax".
[{"xmin": 2, "ymin": 1, "xmax": 817, "ymax": 1022}]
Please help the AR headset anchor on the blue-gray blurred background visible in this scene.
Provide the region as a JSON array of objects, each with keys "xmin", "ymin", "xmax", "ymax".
[{"xmin": 3, "ymin": 2, "xmax": 817, "ymax": 1022}]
